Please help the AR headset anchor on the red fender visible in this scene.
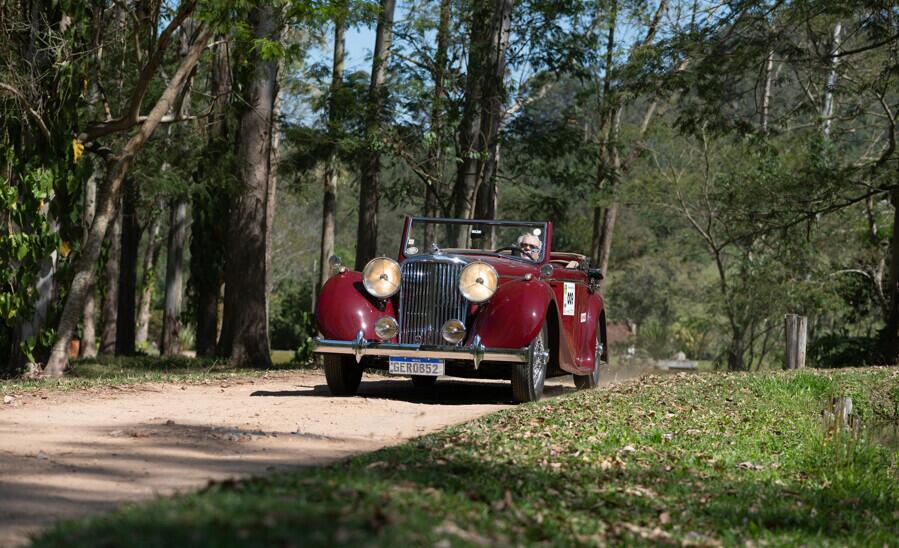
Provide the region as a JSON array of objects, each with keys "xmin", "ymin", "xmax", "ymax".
[
  {"xmin": 470, "ymin": 280, "xmax": 553, "ymax": 348},
  {"xmin": 573, "ymin": 293, "xmax": 605, "ymax": 372},
  {"xmin": 315, "ymin": 271, "xmax": 396, "ymax": 341}
]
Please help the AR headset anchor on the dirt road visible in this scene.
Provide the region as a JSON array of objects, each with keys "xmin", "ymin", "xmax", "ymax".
[{"xmin": 0, "ymin": 372, "xmax": 584, "ymax": 546}]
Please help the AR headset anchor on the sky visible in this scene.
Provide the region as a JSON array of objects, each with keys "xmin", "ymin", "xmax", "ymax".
[{"xmin": 342, "ymin": 25, "xmax": 378, "ymax": 73}]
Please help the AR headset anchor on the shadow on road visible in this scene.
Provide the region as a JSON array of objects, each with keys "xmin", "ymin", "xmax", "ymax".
[{"xmin": 251, "ymin": 376, "xmax": 576, "ymax": 405}]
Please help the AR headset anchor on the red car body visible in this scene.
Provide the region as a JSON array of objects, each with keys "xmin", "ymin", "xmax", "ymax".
[{"xmin": 313, "ymin": 217, "xmax": 607, "ymax": 401}]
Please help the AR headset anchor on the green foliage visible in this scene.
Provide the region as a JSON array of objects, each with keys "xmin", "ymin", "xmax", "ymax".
[
  {"xmin": 269, "ymin": 280, "xmax": 316, "ymax": 360},
  {"xmin": 809, "ymin": 333, "xmax": 884, "ymax": 369},
  {"xmin": 0, "ymin": 143, "xmax": 86, "ymax": 371},
  {"xmin": 637, "ymin": 317, "xmax": 674, "ymax": 358}
]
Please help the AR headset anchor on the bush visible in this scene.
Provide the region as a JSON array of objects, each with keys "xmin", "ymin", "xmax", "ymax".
[
  {"xmin": 269, "ymin": 279, "xmax": 316, "ymax": 361},
  {"xmin": 808, "ymin": 333, "xmax": 883, "ymax": 369},
  {"xmin": 638, "ymin": 318, "xmax": 674, "ymax": 359}
]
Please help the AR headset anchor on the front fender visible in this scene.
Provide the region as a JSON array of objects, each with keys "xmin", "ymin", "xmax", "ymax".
[
  {"xmin": 470, "ymin": 280, "xmax": 553, "ymax": 348},
  {"xmin": 315, "ymin": 271, "xmax": 395, "ymax": 341}
]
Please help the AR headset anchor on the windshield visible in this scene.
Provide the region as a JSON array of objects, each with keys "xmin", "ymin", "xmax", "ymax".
[{"xmin": 403, "ymin": 219, "xmax": 547, "ymax": 262}]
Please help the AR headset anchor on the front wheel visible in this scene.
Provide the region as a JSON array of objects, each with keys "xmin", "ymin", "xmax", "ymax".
[
  {"xmin": 324, "ymin": 354, "xmax": 363, "ymax": 396},
  {"xmin": 512, "ymin": 322, "xmax": 549, "ymax": 403},
  {"xmin": 574, "ymin": 325, "xmax": 603, "ymax": 390}
]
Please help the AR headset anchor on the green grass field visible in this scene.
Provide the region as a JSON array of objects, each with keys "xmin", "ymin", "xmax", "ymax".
[{"xmin": 31, "ymin": 367, "xmax": 899, "ymax": 546}]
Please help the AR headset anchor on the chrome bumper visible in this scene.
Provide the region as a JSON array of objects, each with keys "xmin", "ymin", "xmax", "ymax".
[{"xmin": 313, "ymin": 331, "xmax": 528, "ymax": 369}]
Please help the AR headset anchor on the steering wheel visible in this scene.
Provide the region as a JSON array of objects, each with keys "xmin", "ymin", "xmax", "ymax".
[{"xmin": 493, "ymin": 245, "xmax": 521, "ymax": 256}]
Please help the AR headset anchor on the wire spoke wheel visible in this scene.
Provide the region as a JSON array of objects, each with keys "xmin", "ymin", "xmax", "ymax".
[{"xmin": 512, "ymin": 322, "xmax": 549, "ymax": 403}]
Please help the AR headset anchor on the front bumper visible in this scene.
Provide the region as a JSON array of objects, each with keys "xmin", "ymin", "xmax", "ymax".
[{"xmin": 313, "ymin": 331, "xmax": 528, "ymax": 369}]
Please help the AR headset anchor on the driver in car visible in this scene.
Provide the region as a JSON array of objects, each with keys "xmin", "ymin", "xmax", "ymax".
[{"xmin": 517, "ymin": 233, "xmax": 542, "ymax": 261}]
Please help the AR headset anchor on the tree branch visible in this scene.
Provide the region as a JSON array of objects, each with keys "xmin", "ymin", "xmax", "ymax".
[
  {"xmin": 0, "ymin": 82, "xmax": 51, "ymax": 141},
  {"xmin": 78, "ymin": 0, "xmax": 197, "ymax": 143}
]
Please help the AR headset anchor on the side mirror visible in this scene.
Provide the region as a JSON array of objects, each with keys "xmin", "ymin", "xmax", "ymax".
[{"xmin": 587, "ymin": 268, "xmax": 603, "ymax": 281}]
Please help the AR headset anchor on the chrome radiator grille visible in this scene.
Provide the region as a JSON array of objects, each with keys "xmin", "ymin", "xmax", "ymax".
[{"xmin": 398, "ymin": 261, "xmax": 467, "ymax": 345}]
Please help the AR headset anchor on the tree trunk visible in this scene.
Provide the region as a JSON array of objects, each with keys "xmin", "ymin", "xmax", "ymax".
[
  {"xmin": 12, "ymin": 226, "xmax": 58, "ymax": 368},
  {"xmin": 218, "ymin": 4, "xmax": 279, "ymax": 368},
  {"xmin": 452, "ymin": 22, "xmax": 485, "ymax": 234},
  {"xmin": 160, "ymin": 200, "xmax": 187, "ymax": 356},
  {"xmin": 760, "ymin": 49, "xmax": 774, "ymax": 133},
  {"xmin": 596, "ymin": 107, "xmax": 622, "ymax": 276},
  {"xmin": 473, "ymin": 0, "xmax": 512, "ymax": 227},
  {"xmin": 135, "ymin": 205, "xmax": 164, "ymax": 347},
  {"xmin": 881, "ymin": 188, "xmax": 899, "ymax": 363},
  {"xmin": 192, "ymin": 37, "xmax": 231, "ymax": 357},
  {"xmin": 596, "ymin": 201, "xmax": 619, "ymax": 276},
  {"xmin": 589, "ymin": 0, "xmax": 668, "ymax": 274},
  {"xmin": 318, "ymin": 7, "xmax": 347, "ymax": 294},
  {"xmin": 266, "ymin": 61, "xmax": 281, "ymax": 317},
  {"xmin": 44, "ymin": 25, "xmax": 213, "ymax": 376},
  {"xmin": 100, "ymin": 209, "xmax": 121, "ymax": 354},
  {"xmin": 424, "ymin": 0, "xmax": 452, "ymax": 238},
  {"xmin": 194, "ymin": 285, "xmax": 218, "ymax": 356},
  {"xmin": 355, "ymin": 0, "xmax": 397, "ymax": 270},
  {"xmin": 590, "ymin": 0, "xmax": 618, "ymax": 264},
  {"xmin": 822, "ymin": 22, "xmax": 842, "ymax": 137},
  {"xmin": 727, "ymin": 329, "xmax": 746, "ymax": 371},
  {"xmin": 160, "ymin": 20, "xmax": 199, "ymax": 358},
  {"xmin": 452, "ymin": 0, "xmax": 513, "ymax": 240},
  {"xmin": 79, "ymin": 165, "xmax": 101, "ymax": 358},
  {"xmin": 115, "ymin": 177, "xmax": 139, "ymax": 355}
]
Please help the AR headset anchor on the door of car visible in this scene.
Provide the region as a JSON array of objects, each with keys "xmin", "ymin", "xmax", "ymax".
[{"xmin": 549, "ymin": 268, "xmax": 591, "ymax": 373}]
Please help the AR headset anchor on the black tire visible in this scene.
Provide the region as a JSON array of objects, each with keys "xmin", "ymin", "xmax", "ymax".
[
  {"xmin": 324, "ymin": 354, "xmax": 362, "ymax": 396},
  {"xmin": 574, "ymin": 323, "xmax": 603, "ymax": 390},
  {"xmin": 411, "ymin": 375, "xmax": 438, "ymax": 388},
  {"xmin": 512, "ymin": 322, "xmax": 549, "ymax": 403}
]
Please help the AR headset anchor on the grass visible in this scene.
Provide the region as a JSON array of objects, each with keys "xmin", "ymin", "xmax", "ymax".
[
  {"xmin": 31, "ymin": 367, "xmax": 899, "ymax": 546},
  {"xmin": 0, "ymin": 353, "xmax": 315, "ymax": 395}
]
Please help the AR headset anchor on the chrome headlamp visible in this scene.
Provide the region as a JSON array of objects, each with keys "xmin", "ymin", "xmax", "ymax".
[
  {"xmin": 362, "ymin": 257, "xmax": 401, "ymax": 298},
  {"xmin": 441, "ymin": 319, "xmax": 466, "ymax": 344},
  {"xmin": 375, "ymin": 316, "xmax": 399, "ymax": 340},
  {"xmin": 458, "ymin": 261, "xmax": 498, "ymax": 303}
]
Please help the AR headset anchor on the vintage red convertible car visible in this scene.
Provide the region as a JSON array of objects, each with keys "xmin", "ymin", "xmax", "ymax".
[{"xmin": 313, "ymin": 217, "xmax": 607, "ymax": 402}]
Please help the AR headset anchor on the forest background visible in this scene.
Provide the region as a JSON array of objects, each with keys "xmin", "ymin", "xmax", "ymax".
[{"xmin": 1, "ymin": 0, "xmax": 897, "ymax": 377}]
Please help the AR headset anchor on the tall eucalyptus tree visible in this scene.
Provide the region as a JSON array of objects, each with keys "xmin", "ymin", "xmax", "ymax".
[
  {"xmin": 355, "ymin": 0, "xmax": 397, "ymax": 270},
  {"xmin": 218, "ymin": 2, "xmax": 282, "ymax": 368}
]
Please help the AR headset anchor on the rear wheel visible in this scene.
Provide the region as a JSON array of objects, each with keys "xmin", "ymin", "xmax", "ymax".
[
  {"xmin": 324, "ymin": 354, "xmax": 362, "ymax": 396},
  {"xmin": 574, "ymin": 324, "xmax": 603, "ymax": 390},
  {"xmin": 411, "ymin": 375, "xmax": 438, "ymax": 388},
  {"xmin": 512, "ymin": 322, "xmax": 549, "ymax": 403}
]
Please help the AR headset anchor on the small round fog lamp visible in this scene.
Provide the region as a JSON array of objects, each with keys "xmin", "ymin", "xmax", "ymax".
[
  {"xmin": 441, "ymin": 319, "xmax": 466, "ymax": 344},
  {"xmin": 374, "ymin": 316, "xmax": 399, "ymax": 340}
]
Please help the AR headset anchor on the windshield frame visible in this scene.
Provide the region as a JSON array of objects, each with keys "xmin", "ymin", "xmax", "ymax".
[{"xmin": 400, "ymin": 217, "xmax": 550, "ymax": 264}]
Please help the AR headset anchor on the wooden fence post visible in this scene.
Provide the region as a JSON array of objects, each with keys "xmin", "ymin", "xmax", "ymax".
[{"xmin": 784, "ymin": 314, "xmax": 807, "ymax": 369}]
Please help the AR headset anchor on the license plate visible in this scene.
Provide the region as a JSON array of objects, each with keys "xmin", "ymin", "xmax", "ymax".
[{"xmin": 388, "ymin": 357, "xmax": 444, "ymax": 376}]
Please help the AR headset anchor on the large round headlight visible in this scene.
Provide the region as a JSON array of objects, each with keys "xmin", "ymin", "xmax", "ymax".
[
  {"xmin": 459, "ymin": 262, "xmax": 498, "ymax": 303},
  {"xmin": 362, "ymin": 257, "xmax": 401, "ymax": 298},
  {"xmin": 362, "ymin": 257, "xmax": 400, "ymax": 299}
]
